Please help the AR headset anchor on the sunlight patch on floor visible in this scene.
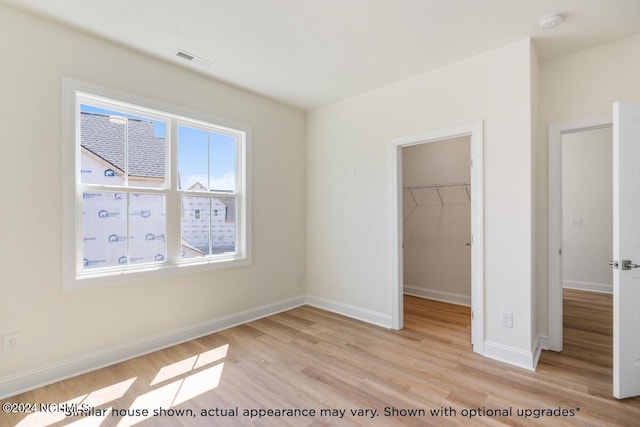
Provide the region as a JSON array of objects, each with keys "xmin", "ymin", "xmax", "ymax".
[
  {"xmin": 173, "ymin": 363, "xmax": 224, "ymax": 405},
  {"xmin": 150, "ymin": 344, "xmax": 228, "ymax": 386},
  {"xmin": 13, "ymin": 344, "xmax": 230, "ymax": 427},
  {"xmin": 116, "ymin": 381, "xmax": 182, "ymax": 427},
  {"xmin": 117, "ymin": 344, "xmax": 229, "ymax": 426},
  {"xmin": 15, "ymin": 378, "xmax": 135, "ymax": 427}
]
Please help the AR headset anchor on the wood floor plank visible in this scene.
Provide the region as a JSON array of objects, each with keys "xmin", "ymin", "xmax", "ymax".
[{"xmin": 2, "ymin": 290, "xmax": 640, "ymax": 426}]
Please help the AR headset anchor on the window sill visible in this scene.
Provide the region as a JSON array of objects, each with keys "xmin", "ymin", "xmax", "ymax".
[{"xmin": 64, "ymin": 256, "xmax": 251, "ymax": 291}]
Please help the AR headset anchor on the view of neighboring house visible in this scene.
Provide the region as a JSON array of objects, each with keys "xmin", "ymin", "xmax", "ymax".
[
  {"xmin": 80, "ymin": 111, "xmax": 236, "ymax": 269},
  {"xmin": 180, "ymin": 182, "xmax": 236, "ymax": 258}
]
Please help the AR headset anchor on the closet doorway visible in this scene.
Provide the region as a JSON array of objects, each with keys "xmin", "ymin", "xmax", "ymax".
[
  {"xmin": 402, "ymin": 137, "xmax": 472, "ymax": 306},
  {"xmin": 389, "ymin": 121, "xmax": 484, "ymax": 355}
]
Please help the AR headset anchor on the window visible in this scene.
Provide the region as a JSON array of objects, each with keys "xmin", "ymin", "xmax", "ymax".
[
  {"xmin": 177, "ymin": 125, "xmax": 238, "ymax": 259},
  {"xmin": 79, "ymin": 101, "xmax": 169, "ymax": 271},
  {"xmin": 63, "ymin": 80, "xmax": 251, "ymax": 289}
]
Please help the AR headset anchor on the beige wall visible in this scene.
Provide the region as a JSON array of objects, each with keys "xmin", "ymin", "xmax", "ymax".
[
  {"xmin": 0, "ymin": 4, "xmax": 306, "ymax": 381},
  {"xmin": 402, "ymin": 137, "xmax": 471, "ymax": 303},
  {"xmin": 562, "ymin": 127, "xmax": 613, "ymax": 290},
  {"xmin": 307, "ymin": 39, "xmax": 537, "ymax": 356},
  {"xmin": 4, "ymin": 1, "xmax": 638, "ymax": 390},
  {"xmin": 537, "ymin": 34, "xmax": 640, "ymax": 334}
]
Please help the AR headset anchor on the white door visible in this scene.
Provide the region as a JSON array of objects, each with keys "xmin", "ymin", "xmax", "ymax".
[{"xmin": 613, "ymin": 102, "xmax": 640, "ymax": 399}]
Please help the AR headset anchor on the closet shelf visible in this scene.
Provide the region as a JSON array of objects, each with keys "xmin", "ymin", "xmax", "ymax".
[
  {"xmin": 403, "ymin": 181, "xmax": 470, "ymax": 191},
  {"xmin": 403, "ymin": 181, "xmax": 470, "ymax": 209}
]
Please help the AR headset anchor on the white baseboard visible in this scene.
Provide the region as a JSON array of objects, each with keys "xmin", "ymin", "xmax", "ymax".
[
  {"xmin": 537, "ymin": 334, "xmax": 550, "ymax": 352},
  {"xmin": 0, "ymin": 296, "xmax": 305, "ymax": 400},
  {"xmin": 1, "ymin": 293, "xmax": 543, "ymax": 399},
  {"xmin": 563, "ymin": 280, "xmax": 612, "ymax": 294},
  {"xmin": 532, "ymin": 333, "xmax": 548, "ymax": 369},
  {"xmin": 403, "ymin": 286, "xmax": 471, "ymax": 306},
  {"xmin": 483, "ymin": 340, "xmax": 537, "ymax": 371},
  {"xmin": 304, "ymin": 295, "xmax": 393, "ymax": 329}
]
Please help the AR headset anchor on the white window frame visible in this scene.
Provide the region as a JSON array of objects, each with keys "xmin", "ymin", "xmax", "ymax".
[{"xmin": 62, "ymin": 78, "xmax": 252, "ymax": 290}]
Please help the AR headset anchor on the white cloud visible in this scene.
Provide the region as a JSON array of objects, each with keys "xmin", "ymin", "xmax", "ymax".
[
  {"xmin": 209, "ymin": 173, "xmax": 235, "ymax": 192},
  {"xmin": 181, "ymin": 173, "xmax": 235, "ymax": 192}
]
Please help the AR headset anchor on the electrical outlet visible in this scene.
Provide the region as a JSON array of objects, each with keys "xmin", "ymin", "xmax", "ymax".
[
  {"xmin": 2, "ymin": 333, "xmax": 19, "ymax": 353},
  {"xmin": 500, "ymin": 311, "xmax": 513, "ymax": 328}
]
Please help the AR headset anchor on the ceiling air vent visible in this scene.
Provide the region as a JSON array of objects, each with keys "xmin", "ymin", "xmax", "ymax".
[
  {"xmin": 175, "ymin": 49, "xmax": 213, "ymax": 68},
  {"xmin": 176, "ymin": 50, "xmax": 195, "ymax": 61}
]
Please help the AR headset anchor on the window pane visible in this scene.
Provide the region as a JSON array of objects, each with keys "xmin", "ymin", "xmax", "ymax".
[
  {"xmin": 82, "ymin": 191, "xmax": 127, "ymax": 269},
  {"xmin": 209, "ymin": 133, "xmax": 236, "ymax": 192},
  {"xmin": 178, "ymin": 126, "xmax": 209, "ymax": 191},
  {"xmin": 129, "ymin": 193, "xmax": 166, "ymax": 264},
  {"xmin": 80, "ymin": 105, "xmax": 125, "ymax": 185},
  {"xmin": 211, "ymin": 197, "xmax": 236, "ymax": 255},
  {"xmin": 181, "ymin": 196, "xmax": 210, "ymax": 259},
  {"xmin": 72, "ymin": 90, "xmax": 247, "ymax": 287},
  {"xmin": 127, "ymin": 114, "xmax": 167, "ymax": 188},
  {"xmin": 80, "ymin": 105, "xmax": 167, "ymax": 189}
]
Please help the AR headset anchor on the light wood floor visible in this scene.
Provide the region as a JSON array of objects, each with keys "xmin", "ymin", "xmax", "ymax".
[{"xmin": 2, "ymin": 289, "xmax": 640, "ymax": 426}]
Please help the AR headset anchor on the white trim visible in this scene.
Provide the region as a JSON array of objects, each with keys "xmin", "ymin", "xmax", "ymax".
[
  {"xmin": 304, "ymin": 295, "xmax": 393, "ymax": 329},
  {"xmin": 537, "ymin": 334, "xmax": 549, "ymax": 351},
  {"xmin": 532, "ymin": 333, "xmax": 547, "ymax": 368},
  {"xmin": 483, "ymin": 340, "xmax": 537, "ymax": 371},
  {"xmin": 389, "ymin": 121, "xmax": 484, "ymax": 354},
  {"xmin": 62, "ymin": 78, "xmax": 253, "ymax": 290},
  {"xmin": 563, "ymin": 280, "xmax": 613, "ymax": 294},
  {"xmin": 404, "ymin": 287, "xmax": 471, "ymax": 307},
  {"xmin": 0, "ymin": 296, "xmax": 304, "ymax": 400},
  {"xmin": 547, "ymin": 114, "xmax": 611, "ymax": 351},
  {"xmin": 389, "ymin": 144, "xmax": 404, "ymax": 330}
]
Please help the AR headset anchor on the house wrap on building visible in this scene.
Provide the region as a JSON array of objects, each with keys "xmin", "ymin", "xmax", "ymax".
[{"xmin": 80, "ymin": 112, "xmax": 236, "ymax": 269}]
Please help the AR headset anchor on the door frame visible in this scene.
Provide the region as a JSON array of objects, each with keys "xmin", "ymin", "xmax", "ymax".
[
  {"xmin": 547, "ymin": 114, "xmax": 612, "ymax": 351},
  {"xmin": 388, "ymin": 121, "xmax": 484, "ymax": 354}
]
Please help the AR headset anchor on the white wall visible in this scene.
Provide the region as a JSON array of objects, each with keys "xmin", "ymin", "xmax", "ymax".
[
  {"xmin": 11, "ymin": 4, "xmax": 636, "ymax": 389},
  {"xmin": 0, "ymin": 4, "xmax": 306, "ymax": 393},
  {"xmin": 562, "ymin": 127, "xmax": 613, "ymax": 292},
  {"xmin": 307, "ymin": 39, "xmax": 538, "ymax": 364},
  {"xmin": 537, "ymin": 34, "xmax": 640, "ymax": 335},
  {"xmin": 402, "ymin": 137, "xmax": 471, "ymax": 304}
]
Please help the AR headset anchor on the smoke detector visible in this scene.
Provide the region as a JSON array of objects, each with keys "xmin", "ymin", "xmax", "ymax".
[
  {"xmin": 175, "ymin": 49, "xmax": 213, "ymax": 68},
  {"xmin": 538, "ymin": 14, "xmax": 564, "ymax": 30}
]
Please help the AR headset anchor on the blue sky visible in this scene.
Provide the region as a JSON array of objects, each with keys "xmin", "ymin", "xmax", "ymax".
[
  {"xmin": 177, "ymin": 125, "xmax": 235, "ymax": 192},
  {"xmin": 81, "ymin": 104, "xmax": 236, "ymax": 191}
]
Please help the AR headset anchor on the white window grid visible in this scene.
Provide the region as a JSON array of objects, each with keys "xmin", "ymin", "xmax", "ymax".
[{"xmin": 63, "ymin": 80, "xmax": 251, "ymax": 290}]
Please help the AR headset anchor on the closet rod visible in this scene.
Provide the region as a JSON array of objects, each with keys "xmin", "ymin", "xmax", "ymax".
[
  {"xmin": 403, "ymin": 181, "xmax": 470, "ymax": 191},
  {"xmin": 403, "ymin": 181, "xmax": 471, "ymax": 207}
]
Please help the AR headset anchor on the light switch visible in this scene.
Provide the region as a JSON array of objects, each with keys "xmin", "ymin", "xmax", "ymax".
[{"xmin": 570, "ymin": 218, "xmax": 582, "ymax": 227}]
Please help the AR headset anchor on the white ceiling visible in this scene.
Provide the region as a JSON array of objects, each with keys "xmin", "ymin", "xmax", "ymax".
[{"xmin": 5, "ymin": 0, "xmax": 640, "ymax": 110}]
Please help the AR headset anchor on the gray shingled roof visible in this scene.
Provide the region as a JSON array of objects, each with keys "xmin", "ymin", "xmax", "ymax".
[{"xmin": 81, "ymin": 112, "xmax": 165, "ymax": 178}]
